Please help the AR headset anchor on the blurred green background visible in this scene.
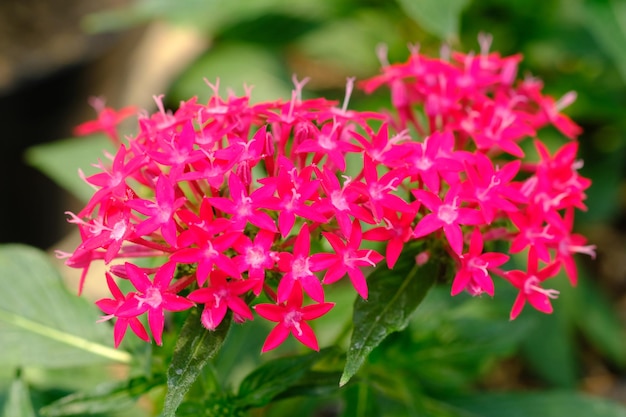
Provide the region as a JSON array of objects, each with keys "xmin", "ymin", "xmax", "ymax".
[{"xmin": 1, "ymin": 0, "xmax": 626, "ymax": 415}]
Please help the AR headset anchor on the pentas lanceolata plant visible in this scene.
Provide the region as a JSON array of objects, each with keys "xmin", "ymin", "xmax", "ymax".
[{"xmin": 60, "ymin": 36, "xmax": 595, "ymax": 354}]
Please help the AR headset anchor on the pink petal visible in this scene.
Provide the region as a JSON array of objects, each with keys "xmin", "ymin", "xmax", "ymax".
[
  {"xmin": 261, "ymin": 323, "xmax": 290, "ymax": 352},
  {"xmin": 148, "ymin": 309, "xmax": 165, "ymax": 345},
  {"xmin": 292, "ymin": 321, "xmax": 319, "ymax": 351}
]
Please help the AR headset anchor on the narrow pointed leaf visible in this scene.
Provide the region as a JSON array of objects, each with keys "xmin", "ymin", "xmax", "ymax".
[
  {"xmin": 0, "ymin": 244, "xmax": 131, "ymax": 368},
  {"xmin": 2, "ymin": 376, "xmax": 36, "ymax": 417},
  {"xmin": 162, "ymin": 308, "xmax": 231, "ymax": 417},
  {"xmin": 340, "ymin": 244, "xmax": 441, "ymax": 386},
  {"xmin": 39, "ymin": 375, "xmax": 165, "ymax": 417}
]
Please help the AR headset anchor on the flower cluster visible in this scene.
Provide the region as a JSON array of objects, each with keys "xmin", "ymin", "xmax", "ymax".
[{"xmin": 61, "ymin": 36, "xmax": 594, "ymax": 352}]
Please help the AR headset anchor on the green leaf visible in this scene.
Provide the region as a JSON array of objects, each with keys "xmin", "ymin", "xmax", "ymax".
[
  {"xmin": 162, "ymin": 308, "xmax": 231, "ymax": 417},
  {"xmin": 274, "ymin": 371, "xmax": 344, "ymax": 401},
  {"xmin": 396, "ymin": 0, "xmax": 470, "ymax": 42},
  {"xmin": 237, "ymin": 348, "xmax": 337, "ymax": 408},
  {"xmin": 0, "ymin": 245, "xmax": 131, "ymax": 368},
  {"xmin": 581, "ymin": 0, "xmax": 626, "ymax": 83},
  {"xmin": 25, "ymin": 136, "xmax": 115, "ymax": 203},
  {"xmin": 39, "ymin": 375, "xmax": 164, "ymax": 417},
  {"xmin": 342, "ymin": 382, "xmax": 380, "ymax": 417},
  {"xmin": 520, "ymin": 289, "xmax": 578, "ymax": 388},
  {"xmin": 446, "ymin": 391, "xmax": 626, "ymax": 417},
  {"xmin": 2, "ymin": 375, "xmax": 36, "ymax": 417},
  {"xmin": 570, "ymin": 266, "xmax": 626, "ymax": 368},
  {"xmin": 168, "ymin": 42, "xmax": 292, "ymax": 105},
  {"xmin": 339, "ymin": 243, "xmax": 441, "ymax": 386}
]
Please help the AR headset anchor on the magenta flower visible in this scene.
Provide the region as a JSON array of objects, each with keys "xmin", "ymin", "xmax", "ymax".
[
  {"xmin": 362, "ymin": 208, "xmax": 417, "ymax": 269},
  {"xmin": 208, "ymin": 173, "xmax": 277, "ymax": 233},
  {"xmin": 277, "ymin": 223, "xmax": 325, "ymax": 303},
  {"xmin": 171, "ymin": 226, "xmax": 241, "ymax": 285},
  {"xmin": 116, "ymin": 262, "xmax": 194, "ymax": 345},
  {"xmin": 187, "ymin": 271, "xmax": 256, "ymax": 330},
  {"xmin": 413, "ymin": 186, "xmax": 483, "ymax": 255},
  {"xmin": 95, "ymin": 273, "xmax": 150, "ymax": 348},
  {"xmin": 505, "ymin": 248, "xmax": 561, "ymax": 320},
  {"xmin": 127, "ymin": 174, "xmax": 185, "ymax": 247},
  {"xmin": 451, "ymin": 228, "xmax": 509, "ymax": 297},
  {"xmin": 73, "ymin": 97, "xmax": 136, "ymax": 144},
  {"xmin": 311, "ymin": 220, "xmax": 383, "ymax": 299},
  {"xmin": 254, "ymin": 287, "xmax": 334, "ymax": 352},
  {"xmin": 295, "ymin": 119, "xmax": 360, "ymax": 171},
  {"xmin": 461, "ymin": 152, "xmax": 525, "ymax": 224},
  {"xmin": 232, "ymin": 229, "xmax": 277, "ymax": 295}
]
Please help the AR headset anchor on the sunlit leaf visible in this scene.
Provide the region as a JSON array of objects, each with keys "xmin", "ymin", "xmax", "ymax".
[
  {"xmin": 0, "ymin": 245, "xmax": 131, "ymax": 368},
  {"xmin": 168, "ymin": 43, "xmax": 292, "ymax": 104},
  {"xmin": 25, "ymin": 136, "xmax": 115, "ymax": 203},
  {"xmin": 581, "ymin": 0, "xmax": 626, "ymax": 83},
  {"xmin": 340, "ymin": 243, "xmax": 441, "ymax": 386},
  {"xmin": 2, "ymin": 375, "xmax": 36, "ymax": 417},
  {"xmin": 39, "ymin": 375, "xmax": 164, "ymax": 417},
  {"xmin": 162, "ymin": 308, "xmax": 230, "ymax": 417},
  {"xmin": 396, "ymin": 0, "xmax": 470, "ymax": 42}
]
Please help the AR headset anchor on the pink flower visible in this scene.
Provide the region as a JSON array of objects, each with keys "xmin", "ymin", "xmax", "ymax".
[
  {"xmin": 255, "ymin": 287, "xmax": 334, "ymax": 352},
  {"xmin": 451, "ymin": 228, "xmax": 509, "ymax": 297},
  {"xmin": 461, "ymin": 152, "xmax": 525, "ymax": 223},
  {"xmin": 413, "ymin": 186, "xmax": 483, "ymax": 255},
  {"xmin": 116, "ymin": 262, "xmax": 194, "ymax": 345},
  {"xmin": 505, "ymin": 248, "xmax": 561, "ymax": 320},
  {"xmin": 208, "ymin": 173, "xmax": 277, "ymax": 233},
  {"xmin": 277, "ymin": 223, "xmax": 325, "ymax": 303},
  {"xmin": 362, "ymin": 208, "xmax": 417, "ymax": 269},
  {"xmin": 233, "ymin": 230, "xmax": 277, "ymax": 295},
  {"xmin": 74, "ymin": 97, "xmax": 136, "ymax": 144},
  {"xmin": 127, "ymin": 174, "xmax": 185, "ymax": 247},
  {"xmin": 171, "ymin": 226, "xmax": 241, "ymax": 285},
  {"xmin": 187, "ymin": 271, "xmax": 256, "ymax": 330},
  {"xmin": 311, "ymin": 220, "xmax": 383, "ymax": 299},
  {"xmin": 95, "ymin": 273, "xmax": 150, "ymax": 348}
]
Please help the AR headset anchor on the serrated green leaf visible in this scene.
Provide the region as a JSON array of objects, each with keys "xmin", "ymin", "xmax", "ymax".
[
  {"xmin": 2, "ymin": 376, "xmax": 36, "ymax": 417},
  {"xmin": 25, "ymin": 136, "xmax": 115, "ymax": 203},
  {"xmin": 340, "ymin": 243, "xmax": 441, "ymax": 386},
  {"xmin": 0, "ymin": 245, "xmax": 131, "ymax": 368},
  {"xmin": 446, "ymin": 391, "xmax": 626, "ymax": 417},
  {"xmin": 396, "ymin": 0, "xmax": 470, "ymax": 42},
  {"xmin": 162, "ymin": 308, "xmax": 231, "ymax": 417},
  {"xmin": 39, "ymin": 375, "xmax": 164, "ymax": 417},
  {"xmin": 237, "ymin": 348, "xmax": 337, "ymax": 408}
]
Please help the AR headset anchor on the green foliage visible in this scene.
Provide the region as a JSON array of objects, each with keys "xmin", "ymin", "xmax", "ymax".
[
  {"xmin": 396, "ymin": 0, "xmax": 470, "ymax": 42},
  {"xmin": 340, "ymin": 242, "xmax": 441, "ymax": 386},
  {"xmin": 0, "ymin": 245, "xmax": 131, "ymax": 368},
  {"xmin": 39, "ymin": 375, "xmax": 165, "ymax": 417},
  {"xmin": 162, "ymin": 308, "xmax": 231, "ymax": 417},
  {"xmin": 2, "ymin": 375, "xmax": 36, "ymax": 417},
  {"xmin": 447, "ymin": 391, "xmax": 626, "ymax": 417},
  {"xmin": 236, "ymin": 348, "xmax": 339, "ymax": 408},
  {"xmin": 25, "ymin": 136, "xmax": 115, "ymax": 203},
  {"xmin": 10, "ymin": 0, "xmax": 626, "ymax": 416}
]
